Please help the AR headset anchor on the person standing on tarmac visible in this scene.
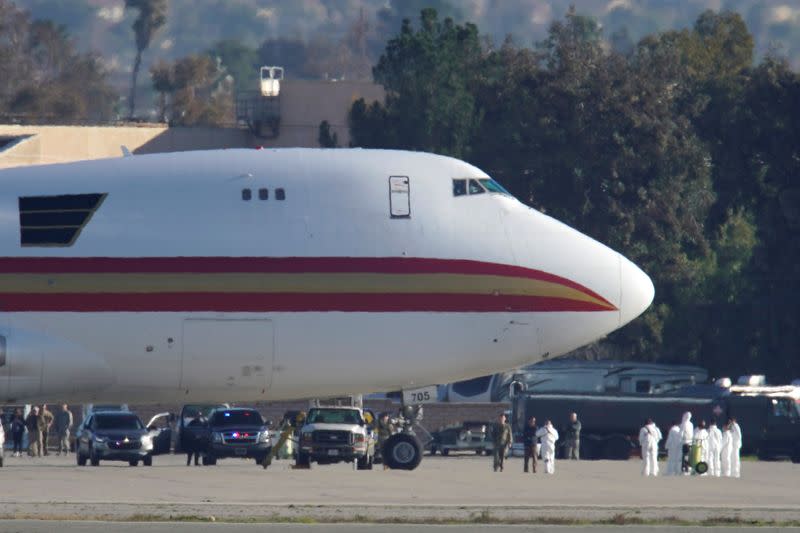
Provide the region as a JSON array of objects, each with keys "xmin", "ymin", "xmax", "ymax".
[
  {"xmin": 638, "ymin": 418, "xmax": 662, "ymax": 476},
  {"xmin": 54, "ymin": 404, "xmax": 74, "ymax": 455},
  {"xmin": 720, "ymin": 420, "xmax": 733, "ymax": 477},
  {"xmin": 679, "ymin": 412, "xmax": 694, "ymax": 474},
  {"xmin": 0, "ymin": 417, "xmax": 5, "ymax": 467},
  {"xmin": 491, "ymin": 413, "xmax": 512, "ymax": 472},
  {"xmin": 707, "ymin": 421, "xmax": 723, "ymax": 477},
  {"xmin": 10, "ymin": 408, "xmax": 26, "ymax": 457},
  {"xmin": 522, "ymin": 416, "xmax": 538, "ymax": 473},
  {"xmin": 536, "ymin": 419, "xmax": 559, "ymax": 474},
  {"xmin": 564, "ymin": 412, "xmax": 581, "ymax": 460},
  {"xmin": 664, "ymin": 420, "xmax": 682, "ymax": 475},
  {"xmin": 729, "ymin": 417, "xmax": 743, "ymax": 478},
  {"xmin": 377, "ymin": 413, "xmax": 395, "ymax": 470},
  {"xmin": 25, "ymin": 406, "xmax": 41, "ymax": 457},
  {"xmin": 185, "ymin": 415, "xmax": 207, "ymax": 466},
  {"xmin": 39, "ymin": 404, "xmax": 54, "ymax": 456}
]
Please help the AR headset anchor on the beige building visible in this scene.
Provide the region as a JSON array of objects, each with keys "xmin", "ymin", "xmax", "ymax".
[{"xmin": 0, "ymin": 80, "xmax": 384, "ymax": 169}]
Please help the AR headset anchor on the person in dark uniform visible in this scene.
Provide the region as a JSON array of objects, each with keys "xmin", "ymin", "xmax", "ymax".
[
  {"xmin": 491, "ymin": 413, "xmax": 512, "ymax": 472},
  {"xmin": 564, "ymin": 412, "xmax": 581, "ymax": 460},
  {"xmin": 185, "ymin": 415, "xmax": 207, "ymax": 466},
  {"xmin": 523, "ymin": 416, "xmax": 538, "ymax": 473}
]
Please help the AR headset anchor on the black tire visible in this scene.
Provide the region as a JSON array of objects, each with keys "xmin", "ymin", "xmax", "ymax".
[
  {"xmin": 602, "ymin": 437, "xmax": 632, "ymax": 460},
  {"xmin": 143, "ymin": 455, "xmax": 152, "ymax": 467},
  {"xmin": 356, "ymin": 454, "xmax": 373, "ymax": 470},
  {"xmin": 384, "ymin": 433, "xmax": 423, "ymax": 471},
  {"xmin": 791, "ymin": 450, "xmax": 800, "ymax": 464},
  {"xmin": 128, "ymin": 459, "xmax": 138, "ymax": 467},
  {"xmin": 441, "ymin": 448, "xmax": 450, "ymax": 456},
  {"xmin": 695, "ymin": 461, "xmax": 709, "ymax": 475},
  {"xmin": 296, "ymin": 450, "xmax": 311, "ymax": 469},
  {"xmin": 429, "ymin": 446, "xmax": 437, "ymax": 456}
]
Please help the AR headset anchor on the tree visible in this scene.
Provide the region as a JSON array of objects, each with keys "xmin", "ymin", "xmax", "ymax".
[
  {"xmin": 350, "ymin": 9, "xmax": 484, "ymax": 158},
  {"xmin": 125, "ymin": 0, "xmax": 167, "ymax": 120},
  {"xmin": 149, "ymin": 53, "xmax": 232, "ymax": 126},
  {"xmin": 0, "ymin": 0, "xmax": 116, "ymax": 122},
  {"xmin": 318, "ymin": 120, "xmax": 339, "ymax": 148}
]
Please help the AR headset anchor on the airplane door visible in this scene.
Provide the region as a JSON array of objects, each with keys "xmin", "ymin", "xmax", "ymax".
[{"xmin": 180, "ymin": 319, "xmax": 273, "ymax": 397}]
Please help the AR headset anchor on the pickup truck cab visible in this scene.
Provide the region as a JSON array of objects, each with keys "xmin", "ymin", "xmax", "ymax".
[
  {"xmin": 204, "ymin": 407, "xmax": 272, "ymax": 465},
  {"xmin": 297, "ymin": 407, "xmax": 375, "ymax": 469}
]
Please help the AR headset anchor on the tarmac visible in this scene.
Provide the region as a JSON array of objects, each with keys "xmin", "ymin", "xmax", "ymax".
[{"xmin": 0, "ymin": 453, "xmax": 798, "ymax": 527}]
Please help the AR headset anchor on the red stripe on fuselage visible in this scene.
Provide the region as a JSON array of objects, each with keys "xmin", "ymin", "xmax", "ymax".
[
  {"xmin": 0, "ymin": 293, "xmax": 613, "ymax": 313},
  {"xmin": 0, "ymin": 256, "xmax": 614, "ymax": 308}
]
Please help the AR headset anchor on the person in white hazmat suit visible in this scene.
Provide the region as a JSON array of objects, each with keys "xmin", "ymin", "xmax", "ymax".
[
  {"xmin": 707, "ymin": 421, "xmax": 723, "ymax": 477},
  {"xmin": 638, "ymin": 418, "xmax": 662, "ymax": 476},
  {"xmin": 694, "ymin": 420, "xmax": 709, "ymax": 473},
  {"xmin": 679, "ymin": 412, "xmax": 694, "ymax": 474},
  {"xmin": 729, "ymin": 417, "xmax": 743, "ymax": 478},
  {"xmin": 0, "ymin": 417, "xmax": 4, "ymax": 467},
  {"xmin": 720, "ymin": 421, "xmax": 733, "ymax": 477},
  {"xmin": 536, "ymin": 420, "xmax": 559, "ymax": 474},
  {"xmin": 664, "ymin": 421, "xmax": 683, "ymax": 475}
]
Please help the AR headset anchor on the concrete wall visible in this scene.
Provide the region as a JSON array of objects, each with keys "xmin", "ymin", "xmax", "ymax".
[{"xmin": 0, "ymin": 80, "xmax": 384, "ymax": 168}]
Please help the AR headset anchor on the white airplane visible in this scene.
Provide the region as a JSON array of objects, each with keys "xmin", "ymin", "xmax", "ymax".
[{"xmin": 0, "ymin": 148, "xmax": 653, "ymax": 407}]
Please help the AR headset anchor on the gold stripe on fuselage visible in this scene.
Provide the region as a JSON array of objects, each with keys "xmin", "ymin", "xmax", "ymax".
[{"xmin": 0, "ymin": 273, "xmax": 614, "ymax": 309}]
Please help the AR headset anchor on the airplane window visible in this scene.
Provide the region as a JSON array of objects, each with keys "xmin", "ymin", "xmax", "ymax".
[
  {"xmin": 242, "ymin": 189, "xmax": 252, "ymax": 201},
  {"xmin": 479, "ymin": 179, "xmax": 512, "ymax": 196},
  {"xmin": 258, "ymin": 188, "xmax": 268, "ymax": 200},
  {"xmin": 0, "ymin": 335, "xmax": 5, "ymax": 367},
  {"xmin": 468, "ymin": 179, "xmax": 485, "ymax": 195},
  {"xmin": 276, "ymin": 188, "xmax": 286, "ymax": 201},
  {"xmin": 453, "ymin": 179, "xmax": 467, "ymax": 197},
  {"xmin": 18, "ymin": 193, "xmax": 106, "ymax": 247}
]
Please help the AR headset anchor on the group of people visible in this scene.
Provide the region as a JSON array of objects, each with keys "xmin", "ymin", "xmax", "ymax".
[
  {"xmin": 491, "ymin": 412, "xmax": 581, "ymax": 474},
  {"xmin": 0, "ymin": 404, "xmax": 74, "ymax": 459},
  {"xmin": 639, "ymin": 412, "xmax": 743, "ymax": 478}
]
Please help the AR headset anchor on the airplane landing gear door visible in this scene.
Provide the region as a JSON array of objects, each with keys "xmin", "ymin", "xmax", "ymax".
[{"xmin": 180, "ymin": 319, "xmax": 273, "ymax": 398}]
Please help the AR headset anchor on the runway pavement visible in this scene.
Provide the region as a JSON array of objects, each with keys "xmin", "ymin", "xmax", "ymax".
[
  {"xmin": 0, "ymin": 453, "xmax": 798, "ymax": 525},
  {"xmin": 0, "ymin": 523, "xmax": 799, "ymax": 533}
]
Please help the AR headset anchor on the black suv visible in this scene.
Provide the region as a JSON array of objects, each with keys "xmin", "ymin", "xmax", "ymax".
[
  {"xmin": 204, "ymin": 408, "xmax": 272, "ymax": 465},
  {"xmin": 76, "ymin": 411, "xmax": 154, "ymax": 466}
]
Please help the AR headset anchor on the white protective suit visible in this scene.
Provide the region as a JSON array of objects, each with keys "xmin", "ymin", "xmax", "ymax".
[
  {"xmin": 679, "ymin": 412, "xmax": 694, "ymax": 474},
  {"xmin": 720, "ymin": 428, "xmax": 732, "ymax": 477},
  {"xmin": 0, "ymin": 420, "xmax": 4, "ymax": 465},
  {"xmin": 638, "ymin": 422, "xmax": 662, "ymax": 476},
  {"xmin": 707, "ymin": 423, "xmax": 723, "ymax": 477},
  {"xmin": 536, "ymin": 423, "xmax": 559, "ymax": 474},
  {"xmin": 664, "ymin": 424, "xmax": 682, "ymax": 475},
  {"xmin": 730, "ymin": 421, "xmax": 743, "ymax": 478}
]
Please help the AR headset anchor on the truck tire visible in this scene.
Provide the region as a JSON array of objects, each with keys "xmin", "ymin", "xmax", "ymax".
[
  {"xmin": 441, "ymin": 448, "xmax": 450, "ymax": 456},
  {"xmin": 384, "ymin": 434, "xmax": 423, "ymax": 470},
  {"xmin": 356, "ymin": 454, "xmax": 373, "ymax": 470},
  {"xmin": 602, "ymin": 437, "xmax": 631, "ymax": 460},
  {"xmin": 296, "ymin": 450, "xmax": 311, "ymax": 469},
  {"xmin": 792, "ymin": 448, "xmax": 800, "ymax": 464}
]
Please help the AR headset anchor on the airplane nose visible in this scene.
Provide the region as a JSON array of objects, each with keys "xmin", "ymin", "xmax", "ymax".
[{"xmin": 619, "ymin": 255, "xmax": 655, "ymax": 326}]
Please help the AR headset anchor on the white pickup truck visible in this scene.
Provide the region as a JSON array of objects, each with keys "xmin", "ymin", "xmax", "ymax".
[{"xmin": 297, "ymin": 406, "xmax": 375, "ymax": 470}]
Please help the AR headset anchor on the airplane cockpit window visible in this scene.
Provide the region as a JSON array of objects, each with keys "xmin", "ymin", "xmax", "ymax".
[
  {"xmin": 258, "ymin": 188, "xmax": 268, "ymax": 200},
  {"xmin": 275, "ymin": 188, "xmax": 286, "ymax": 201},
  {"xmin": 468, "ymin": 179, "xmax": 485, "ymax": 195},
  {"xmin": 453, "ymin": 179, "xmax": 467, "ymax": 196},
  {"xmin": 479, "ymin": 179, "xmax": 512, "ymax": 196},
  {"xmin": 242, "ymin": 188, "xmax": 252, "ymax": 201}
]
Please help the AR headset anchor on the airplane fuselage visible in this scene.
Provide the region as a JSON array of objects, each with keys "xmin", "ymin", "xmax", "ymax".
[{"xmin": 0, "ymin": 149, "xmax": 653, "ymax": 403}]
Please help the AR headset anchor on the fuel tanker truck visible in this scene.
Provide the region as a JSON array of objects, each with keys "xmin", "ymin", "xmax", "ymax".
[{"xmin": 509, "ymin": 383, "xmax": 800, "ymax": 461}]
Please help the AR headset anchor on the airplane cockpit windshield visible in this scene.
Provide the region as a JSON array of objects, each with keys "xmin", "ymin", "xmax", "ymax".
[{"xmin": 452, "ymin": 178, "xmax": 512, "ymax": 198}]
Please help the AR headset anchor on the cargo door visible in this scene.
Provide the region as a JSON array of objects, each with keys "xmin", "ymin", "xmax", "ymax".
[{"xmin": 180, "ymin": 319, "xmax": 273, "ymax": 397}]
